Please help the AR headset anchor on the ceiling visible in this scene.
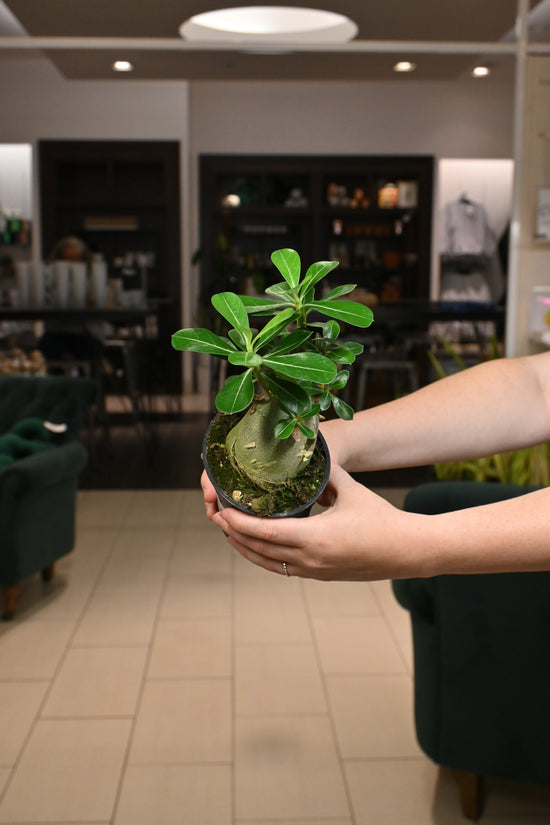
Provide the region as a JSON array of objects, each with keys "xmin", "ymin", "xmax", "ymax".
[{"xmin": 0, "ymin": 0, "xmax": 547, "ymax": 81}]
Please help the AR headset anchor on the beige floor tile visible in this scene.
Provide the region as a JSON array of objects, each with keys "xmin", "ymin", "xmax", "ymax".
[
  {"xmin": 76, "ymin": 490, "xmax": 135, "ymax": 528},
  {"xmin": 235, "ymin": 643, "xmax": 326, "ymax": 715},
  {"xmin": 0, "ymin": 620, "xmax": 74, "ymax": 679},
  {"xmin": 0, "ymin": 718, "xmax": 131, "ymax": 823},
  {"xmin": 234, "ymin": 577, "xmax": 312, "ymax": 644},
  {"xmin": 482, "ymin": 775, "xmax": 550, "ymax": 817},
  {"xmin": 114, "ymin": 764, "xmax": 232, "ymax": 825},
  {"xmin": 148, "ymin": 618, "xmax": 232, "ymax": 678},
  {"xmin": 160, "ymin": 574, "xmax": 232, "ymax": 619},
  {"xmin": 312, "ymin": 615, "xmax": 407, "ymax": 675},
  {"xmin": 179, "ymin": 490, "xmax": 211, "ymax": 526},
  {"xmin": 100, "ymin": 543, "xmax": 171, "ymax": 586},
  {"xmin": 43, "ymin": 646, "xmax": 148, "ymax": 717},
  {"xmin": 326, "ymin": 674, "xmax": 422, "ymax": 759},
  {"xmin": 129, "ymin": 679, "xmax": 231, "ymax": 764},
  {"xmin": 344, "ymin": 758, "xmax": 440, "ymax": 825},
  {"xmin": 72, "ymin": 585, "xmax": 160, "ymax": 646},
  {"xmin": 0, "ymin": 682, "xmax": 48, "ymax": 766},
  {"xmin": 0, "ymin": 771, "xmax": 10, "ymax": 799},
  {"xmin": 169, "ymin": 527, "xmax": 232, "ymax": 577},
  {"xmin": 302, "ymin": 578, "xmax": 381, "ymax": 617},
  {"xmin": 235, "ymin": 715, "xmax": 350, "ymax": 820},
  {"xmin": 123, "ymin": 490, "xmax": 185, "ymax": 526},
  {"xmin": 235, "ymin": 821, "xmax": 352, "ymax": 825},
  {"xmin": 109, "ymin": 526, "xmax": 177, "ymax": 560}
]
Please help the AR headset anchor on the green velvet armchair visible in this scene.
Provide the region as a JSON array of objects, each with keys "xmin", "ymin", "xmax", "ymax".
[
  {"xmin": 0, "ymin": 374, "xmax": 97, "ymax": 619},
  {"xmin": 392, "ymin": 481, "xmax": 550, "ymax": 820}
]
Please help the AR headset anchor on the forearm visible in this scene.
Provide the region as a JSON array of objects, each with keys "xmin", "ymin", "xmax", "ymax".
[
  {"xmin": 322, "ymin": 353, "xmax": 550, "ymax": 473},
  {"xmin": 405, "ymin": 486, "xmax": 550, "ymax": 577}
]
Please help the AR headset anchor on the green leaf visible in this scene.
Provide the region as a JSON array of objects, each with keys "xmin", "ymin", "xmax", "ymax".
[
  {"xmin": 261, "ymin": 373, "xmax": 311, "ymax": 413},
  {"xmin": 228, "ymin": 328, "xmax": 248, "ymax": 350},
  {"xmin": 211, "ymin": 292, "xmax": 251, "ymax": 337},
  {"xmin": 302, "ymin": 260, "xmax": 340, "ymax": 292},
  {"xmin": 297, "ymin": 421, "xmax": 316, "ymax": 439},
  {"xmin": 332, "ymin": 395, "xmax": 354, "ymax": 420},
  {"xmin": 271, "ymin": 248, "xmax": 301, "ymax": 289},
  {"xmin": 239, "ymin": 296, "xmax": 284, "ymax": 316},
  {"xmin": 326, "ymin": 345, "xmax": 356, "ymax": 365},
  {"xmin": 262, "ymin": 352, "xmax": 337, "ymax": 383},
  {"xmin": 327, "ymin": 369, "xmax": 350, "ymax": 391},
  {"xmin": 267, "ymin": 329, "xmax": 312, "ymax": 356},
  {"xmin": 319, "ymin": 390, "xmax": 332, "ymax": 411},
  {"xmin": 228, "ymin": 352, "xmax": 263, "ymax": 367},
  {"xmin": 252, "ymin": 307, "xmax": 296, "ymax": 350},
  {"xmin": 324, "ymin": 283, "xmax": 357, "ymax": 300},
  {"xmin": 344, "ymin": 341, "xmax": 364, "ymax": 356},
  {"xmin": 312, "ymin": 300, "xmax": 374, "ymax": 328},
  {"xmin": 215, "ymin": 371, "xmax": 254, "ymax": 414},
  {"xmin": 266, "ymin": 282, "xmax": 293, "ymax": 300},
  {"xmin": 274, "ymin": 418, "xmax": 298, "ymax": 440},
  {"xmin": 171, "ymin": 328, "xmax": 236, "ymax": 357}
]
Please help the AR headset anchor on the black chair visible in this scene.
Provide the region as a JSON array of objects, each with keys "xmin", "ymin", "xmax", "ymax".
[{"xmin": 393, "ymin": 481, "xmax": 550, "ymax": 820}]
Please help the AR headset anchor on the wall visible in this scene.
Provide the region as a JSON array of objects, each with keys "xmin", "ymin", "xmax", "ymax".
[
  {"xmin": 0, "ymin": 55, "xmax": 517, "ymax": 384},
  {"xmin": 509, "ymin": 57, "xmax": 550, "ymax": 355}
]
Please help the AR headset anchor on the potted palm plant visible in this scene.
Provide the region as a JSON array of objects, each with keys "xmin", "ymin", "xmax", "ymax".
[{"xmin": 172, "ymin": 248, "xmax": 373, "ymax": 516}]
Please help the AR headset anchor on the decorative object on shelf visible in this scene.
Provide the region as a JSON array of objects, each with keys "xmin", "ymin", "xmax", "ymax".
[
  {"xmin": 377, "ymin": 181, "xmax": 399, "ymax": 208},
  {"xmin": 172, "ymin": 247, "xmax": 373, "ymax": 517}
]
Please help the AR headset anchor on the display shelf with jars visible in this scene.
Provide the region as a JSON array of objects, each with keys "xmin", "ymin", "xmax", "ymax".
[
  {"xmin": 38, "ymin": 140, "xmax": 182, "ymax": 393},
  {"xmin": 199, "ymin": 155, "xmax": 433, "ymax": 304}
]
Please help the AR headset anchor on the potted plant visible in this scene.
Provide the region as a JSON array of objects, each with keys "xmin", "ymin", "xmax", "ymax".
[{"xmin": 172, "ymin": 248, "xmax": 374, "ymax": 516}]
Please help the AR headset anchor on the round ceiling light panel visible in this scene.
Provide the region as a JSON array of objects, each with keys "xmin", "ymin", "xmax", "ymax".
[{"xmin": 179, "ymin": 6, "xmax": 358, "ymax": 44}]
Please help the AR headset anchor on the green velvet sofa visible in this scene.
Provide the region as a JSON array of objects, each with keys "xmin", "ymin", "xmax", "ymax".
[
  {"xmin": 392, "ymin": 481, "xmax": 550, "ymax": 820},
  {"xmin": 0, "ymin": 374, "xmax": 97, "ymax": 618}
]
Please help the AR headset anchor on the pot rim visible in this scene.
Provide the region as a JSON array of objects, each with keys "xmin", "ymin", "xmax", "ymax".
[{"xmin": 202, "ymin": 425, "xmax": 330, "ymax": 519}]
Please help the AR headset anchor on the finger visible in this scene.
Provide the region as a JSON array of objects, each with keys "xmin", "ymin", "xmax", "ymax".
[
  {"xmin": 217, "ymin": 507, "xmax": 308, "ymax": 550},
  {"xmin": 227, "ymin": 534, "xmax": 297, "ymax": 577}
]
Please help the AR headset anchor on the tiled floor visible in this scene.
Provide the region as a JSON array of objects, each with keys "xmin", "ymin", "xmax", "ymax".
[{"xmin": 1, "ymin": 488, "xmax": 550, "ymax": 824}]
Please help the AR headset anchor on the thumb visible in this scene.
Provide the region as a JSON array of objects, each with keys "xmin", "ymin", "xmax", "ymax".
[{"xmin": 317, "ymin": 463, "xmax": 355, "ymax": 507}]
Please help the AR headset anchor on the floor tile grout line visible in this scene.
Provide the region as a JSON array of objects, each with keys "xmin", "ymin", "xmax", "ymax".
[
  {"xmin": 108, "ymin": 512, "xmax": 182, "ymax": 825},
  {"xmin": 0, "ymin": 517, "xmax": 125, "ymax": 815},
  {"xmin": 299, "ymin": 577, "xmax": 358, "ymax": 825}
]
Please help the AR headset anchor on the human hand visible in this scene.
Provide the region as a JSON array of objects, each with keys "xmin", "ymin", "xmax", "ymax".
[
  {"xmin": 211, "ymin": 464, "xmax": 425, "ymax": 581},
  {"xmin": 201, "ymin": 469, "xmax": 219, "ymax": 520}
]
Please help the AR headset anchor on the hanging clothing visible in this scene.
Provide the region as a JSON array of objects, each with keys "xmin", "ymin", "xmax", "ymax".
[{"xmin": 440, "ymin": 197, "xmax": 497, "ymax": 258}]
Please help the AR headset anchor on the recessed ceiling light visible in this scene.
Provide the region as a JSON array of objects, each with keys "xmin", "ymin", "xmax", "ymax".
[
  {"xmin": 179, "ymin": 6, "xmax": 358, "ymax": 44},
  {"xmin": 472, "ymin": 65, "xmax": 490, "ymax": 77},
  {"xmin": 113, "ymin": 60, "xmax": 134, "ymax": 72},
  {"xmin": 393, "ymin": 61, "xmax": 416, "ymax": 73}
]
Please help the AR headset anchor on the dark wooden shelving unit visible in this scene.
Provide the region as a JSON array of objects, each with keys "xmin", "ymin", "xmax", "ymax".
[
  {"xmin": 199, "ymin": 154, "xmax": 434, "ymax": 304},
  {"xmin": 38, "ymin": 140, "xmax": 182, "ymax": 393}
]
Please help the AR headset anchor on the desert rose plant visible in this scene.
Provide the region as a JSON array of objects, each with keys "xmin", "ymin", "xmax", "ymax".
[{"xmin": 172, "ymin": 248, "xmax": 373, "ymax": 513}]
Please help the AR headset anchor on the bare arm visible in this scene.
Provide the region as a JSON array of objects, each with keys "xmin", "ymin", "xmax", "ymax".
[
  {"xmin": 322, "ymin": 351, "xmax": 550, "ymax": 472},
  {"xmin": 203, "ymin": 351, "xmax": 550, "ymax": 581}
]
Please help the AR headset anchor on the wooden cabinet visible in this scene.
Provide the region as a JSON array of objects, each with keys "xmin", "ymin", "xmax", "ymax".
[
  {"xmin": 38, "ymin": 140, "xmax": 182, "ymax": 392},
  {"xmin": 199, "ymin": 154, "xmax": 433, "ymax": 304}
]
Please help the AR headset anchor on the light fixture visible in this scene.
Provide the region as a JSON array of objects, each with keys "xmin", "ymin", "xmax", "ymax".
[
  {"xmin": 393, "ymin": 61, "xmax": 416, "ymax": 73},
  {"xmin": 179, "ymin": 6, "xmax": 358, "ymax": 44},
  {"xmin": 112, "ymin": 60, "xmax": 134, "ymax": 72},
  {"xmin": 472, "ymin": 65, "xmax": 490, "ymax": 77}
]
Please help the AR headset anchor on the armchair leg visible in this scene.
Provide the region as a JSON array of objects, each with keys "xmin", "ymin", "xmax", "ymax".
[
  {"xmin": 455, "ymin": 771, "xmax": 484, "ymax": 821},
  {"xmin": 41, "ymin": 564, "xmax": 55, "ymax": 583},
  {"xmin": 3, "ymin": 585, "xmax": 20, "ymax": 621}
]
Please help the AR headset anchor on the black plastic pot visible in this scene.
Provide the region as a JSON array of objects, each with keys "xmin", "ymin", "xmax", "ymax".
[{"xmin": 202, "ymin": 426, "xmax": 331, "ymax": 519}]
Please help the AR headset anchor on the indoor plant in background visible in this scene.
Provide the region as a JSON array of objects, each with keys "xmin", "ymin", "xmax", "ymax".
[{"xmin": 172, "ymin": 248, "xmax": 374, "ymax": 516}]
